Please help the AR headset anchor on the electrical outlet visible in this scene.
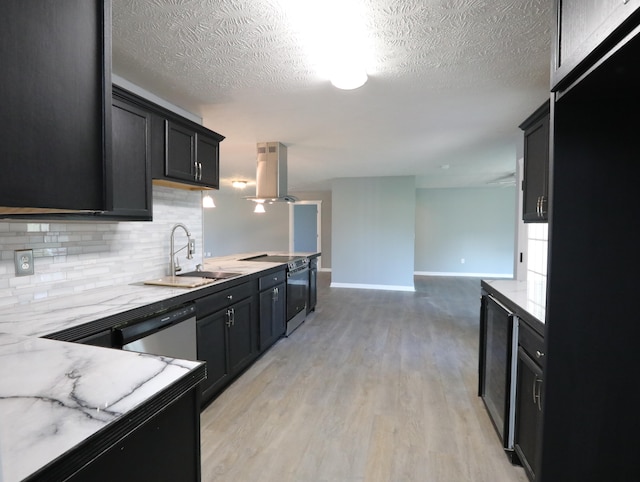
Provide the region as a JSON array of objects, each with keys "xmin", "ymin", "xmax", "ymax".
[
  {"xmin": 460, "ymin": 258, "xmax": 465, "ymax": 264},
  {"xmin": 15, "ymin": 249, "xmax": 34, "ymax": 276}
]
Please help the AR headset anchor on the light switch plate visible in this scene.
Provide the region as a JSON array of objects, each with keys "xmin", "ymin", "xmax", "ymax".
[{"xmin": 14, "ymin": 249, "xmax": 34, "ymax": 276}]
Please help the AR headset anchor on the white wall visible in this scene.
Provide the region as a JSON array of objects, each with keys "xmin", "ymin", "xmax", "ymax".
[
  {"xmin": 0, "ymin": 186, "xmax": 202, "ymax": 307},
  {"xmin": 414, "ymin": 187, "xmax": 516, "ymax": 277},
  {"xmin": 203, "ymin": 188, "xmax": 289, "ymax": 257},
  {"xmin": 331, "ymin": 176, "xmax": 416, "ymax": 290}
]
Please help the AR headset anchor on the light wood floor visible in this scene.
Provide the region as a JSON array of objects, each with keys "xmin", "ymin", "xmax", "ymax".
[{"xmin": 200, "ymin": 273, "xmax": 528, "ymax": 482}]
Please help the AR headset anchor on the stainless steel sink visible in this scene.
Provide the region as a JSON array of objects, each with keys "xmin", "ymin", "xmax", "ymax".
[{"xmin": 177, "ymin": 271, "xmax": 242, "ymax": 281}]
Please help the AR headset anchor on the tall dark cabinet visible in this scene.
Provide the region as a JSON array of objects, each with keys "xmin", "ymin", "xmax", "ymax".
[
  {"xmin": 0, "ymin": 0, "xmax": 111, "ymax": 214},
  {"xmin": 540, "ymin": 3, "xmax": 640, "ymax": 480}
]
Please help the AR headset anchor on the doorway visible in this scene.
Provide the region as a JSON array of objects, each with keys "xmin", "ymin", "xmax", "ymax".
[{"xmin": 289, "ymin": 201, "xmax": 322, "ymax": 269}]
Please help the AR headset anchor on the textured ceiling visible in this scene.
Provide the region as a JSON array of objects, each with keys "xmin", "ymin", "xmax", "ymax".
[{"xmin": 112, "ymin": 0, "xmax": 552, "ymax": 191}]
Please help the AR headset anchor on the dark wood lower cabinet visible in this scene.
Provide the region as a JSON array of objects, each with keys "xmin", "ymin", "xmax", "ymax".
[
  {"xmin": 197, "ymin": 310, "xmax": 229, "ymax": 401},
  {"xmin": 259, "ymin": 283, "xmax": 286, "ymax": 351},
  {"xmin": 227, "ymin": 297, "xmax": 258, "ymax": 374},
  {"xmin": 514, "ymin": 347, "xmax": 543, "ymax": 481},
  {"xmin": 307, "ymin": 257, "xmax": 318, "ymax": 314},
  {"xmin": 196, "ymin": 288, "xmax": 258, "ymax": 406},
  {"xmin": 68, "ymin": 389, "xmax": 201, "ymax": 482}
]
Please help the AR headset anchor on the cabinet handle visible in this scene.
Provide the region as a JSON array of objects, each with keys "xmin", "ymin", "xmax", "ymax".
[
  {"xmin": 536, "ymin": 350, "xmax": 545, "ymax": 359},
  {"xmin": 226, "ymin": 309, "xmax": 233, "ymax": 327},
  {"xmin": 537, "ymin": 196, "xmax": 541, "ymax": 217},
  {"xmin": 532, "ymin": 375, "xmax": 543, "ymax": 411},
  {"xmin": 273, "ymin": 286, "xmax": 279, "ymax": 302},
  {"xmin": 540, "ymin": 196, "xmax": 546, "ymax": 217},
  {"xmin": 227, "ymin": 294, "xmax": 233, "ymax": 301},
  {"xmin": 226, "ymin": 307, "xmax": 235, "ymax": 326}
]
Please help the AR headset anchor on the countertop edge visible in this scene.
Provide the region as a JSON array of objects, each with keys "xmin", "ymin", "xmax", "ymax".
[
  {"xmin": 481, "ymin": 279, "xmax": 546, "ymax": 337},
  {"xmin": 24, "ymin": 363, "xmax": 206, "ymax": 482}
]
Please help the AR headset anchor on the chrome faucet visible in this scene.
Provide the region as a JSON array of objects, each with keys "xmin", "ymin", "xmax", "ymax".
[{"xmin": 169, "ymin": 223, "xmax": 195, "ymax": 277}]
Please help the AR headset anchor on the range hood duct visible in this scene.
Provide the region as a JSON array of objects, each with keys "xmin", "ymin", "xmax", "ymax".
[{"xmin": 245, "ymin": 142, "xmax": 298, "ymax": 203}]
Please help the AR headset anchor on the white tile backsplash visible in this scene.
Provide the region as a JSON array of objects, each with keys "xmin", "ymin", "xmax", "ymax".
[
  {"xmin": 527, "ymin": 223, "xmax": 548, "ymax": 278},
  {"xmin": 0, "ymin": 186, "xmax": 203, "ymax": 306}
]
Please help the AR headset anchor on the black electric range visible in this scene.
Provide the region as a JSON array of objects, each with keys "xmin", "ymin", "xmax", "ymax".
[{"xmin": 240, "ymin": 254, "xmax": 309, "ymax": 335}]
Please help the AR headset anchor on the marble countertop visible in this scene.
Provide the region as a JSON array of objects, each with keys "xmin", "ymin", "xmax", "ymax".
[
  {"xmin": 0, "ymin": 333, "xmax": 203, "ymax": 482},
  {"xmin": 482, "ymin": 278, "xmax": 546, "ymax": 328},
  {"xmin": 0, "ymin": 251, "xmax": 318, "ymax": 481},
  {"xmin": 0, "ymin": 252, "xmax": 317, "ymax": 339}
]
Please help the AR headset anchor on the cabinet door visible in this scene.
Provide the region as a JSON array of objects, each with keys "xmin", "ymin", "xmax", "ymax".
[
  {"xmin": 197, "ymin": 311, "xmax": 229, "ymax": 400},
  {"xmin": 553, "ymin": 0, "xmax": 640, "ymax": 89},
  {"xmin": 259, "ymin": 283, "xmax": 286, "ymax": 351},
  {"xmin": 196, "ymin": 133, "xmax": 220, "ymax": 188},
  {"xmin": 514, "ymin": 347, "xmax": 544, "ymax": 481},
  {"xmin": 307, "ymin": 266, "xmax": 317, "ymax": 313},
  {"xmin": 0, "ymin": 0, "xmax": 110, "ymax": 213},
  {"xmin": 165, "ymin": 120, "xmax": 196, "ymax": 182},
  {"xmin": 227, "ymin": 297, "xmax": 258, "ymax": 375},
  {"xmin": 107, "ymin": 96, "xmax": 152, "ymax": 220},
  {"xmin": 522, "ymin": 112, "xmax": 549, "ymax": 222}
]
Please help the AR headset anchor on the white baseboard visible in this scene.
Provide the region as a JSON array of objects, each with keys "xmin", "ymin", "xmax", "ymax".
[
  {"xmin": 330, "ymin": 282, "xmax": 415, "ymax": 292},
  {"xmin": 414, "ymin": 271, "xmax": 514, "ymax": 279},
  {"xmin": 318, "ymin": 267, "xmax": 332, "ymax": 272}
]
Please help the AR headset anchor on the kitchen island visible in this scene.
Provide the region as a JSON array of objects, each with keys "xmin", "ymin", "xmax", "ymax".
[{"xmin": 0, "ymin": 333, "xmax": 205, "ymax": 482}]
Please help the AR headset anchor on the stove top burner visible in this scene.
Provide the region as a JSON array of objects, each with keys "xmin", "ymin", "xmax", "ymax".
[
  {"xmin": 240, "ymin": 254, "xmax": 309, "ymax": 271},
  {"xmin": 241, "ymin": 254, "xmax": 299, "ymax": 262}
]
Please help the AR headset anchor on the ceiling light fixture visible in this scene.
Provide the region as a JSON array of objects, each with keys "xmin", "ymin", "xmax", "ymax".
[
  {"xmin": 254, "ymin": 202, "xmax": 266, "ymax": 214},
  {"xmin": 330, "ymin": 68, "xmax": 368, "ymax": 90},
  {"xmin": 278, "ymin": 0, "xmax": 372, "ymax": 90},
  {"xmin": 202, "ymin": 192, "xmax": 215, "ymax": 208},
  {"xmin": 232, "ymin": 180, "xmax": 247, "ymax": 189}
]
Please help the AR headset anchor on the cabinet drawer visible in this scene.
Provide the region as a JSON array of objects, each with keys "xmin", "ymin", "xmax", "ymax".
[
  {"xmin": 519, "ymin": 320, "xmax": 545, "ymax": 368},
  {"xmin": 259, "ymin": 270, "xmax": 286, "ymax": 291},
  {"xmin": 196, "ymin": 282, "xmax": 253, "ymax": 318}
]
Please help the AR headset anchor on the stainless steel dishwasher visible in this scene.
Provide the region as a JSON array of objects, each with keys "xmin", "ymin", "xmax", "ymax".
[{"xmin": 113, "ymin": 303, "xmax": 197, "ymax": 360}]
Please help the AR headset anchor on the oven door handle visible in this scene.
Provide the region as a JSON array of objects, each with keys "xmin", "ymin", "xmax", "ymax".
[{"xmin": 287, "ymin": 266, "xmax": 309, "ymax": 278}]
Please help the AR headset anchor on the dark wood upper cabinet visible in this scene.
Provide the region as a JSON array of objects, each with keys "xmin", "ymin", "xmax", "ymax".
[
  {"xmin": 153, "ymin": 112, "xmax": 224, "ymax": 190},
  {"xmin": 165, "ymin": 121, "xmax": 197, "ymax": 183},
  {"xmin": 106, "ymin": 88, "xmax": 153, "ymax": 220},
  {"xmin": 552, "ymin": 0, "xmax": 640, "ymax": 91},
  {"xmin": 196, "ymin": 133, "xmax": 221, "ymax": 189},
  {"xmin": 519, "ymin": 102, "xmax": 550, "ymax": 223},
  {"xmin": 0, "ymin": 0, "xmax": 112, "ymax": 215}
]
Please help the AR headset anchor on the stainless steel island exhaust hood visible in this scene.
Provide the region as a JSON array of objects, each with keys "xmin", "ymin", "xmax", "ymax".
[{"xmin": 245, "ymin": 142, "xmax": 298, "ymax": 204}]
